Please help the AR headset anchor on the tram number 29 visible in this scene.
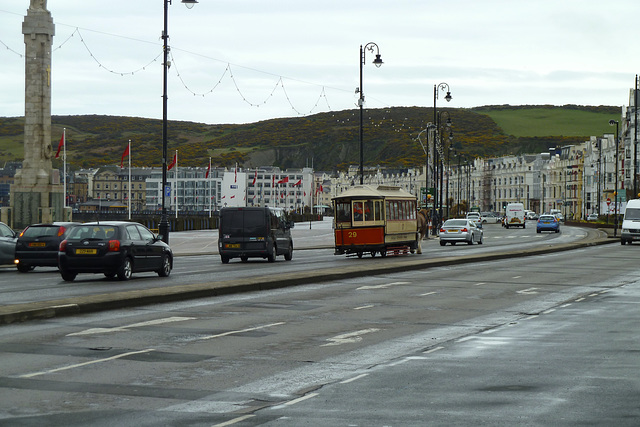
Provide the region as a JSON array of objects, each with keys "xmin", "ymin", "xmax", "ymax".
[{"xmin": 348, "ymin": 231, "xmax": 357, "ymax": 238}]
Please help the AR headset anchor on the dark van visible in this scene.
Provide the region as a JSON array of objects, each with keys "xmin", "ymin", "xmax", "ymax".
[{"xmin": 218, "ymin": 207, "xmax": 294, "ymax": 263}]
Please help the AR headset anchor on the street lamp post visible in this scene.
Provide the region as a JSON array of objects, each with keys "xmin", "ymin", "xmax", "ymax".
[
  {"xmin": 416, "ymin": 127, "xmax": 430, "ymax": 206},
  {"xmin": 634, "ymin": 75, "xmax": 638, "ymax": 198},
  {"xmin": 357, "ymin": 43, "xmax": 383, "ymax": 185},
  {"xmin": 433, "ymin": 83, "xmax": 452, "ymax": 231},
  {"xmin": 159, "ymin": 0, "xmax": 197, "ymax": 244},
  {"xmin": 609, "ymin": 119, "xmax": 619, "ymax": 236}
]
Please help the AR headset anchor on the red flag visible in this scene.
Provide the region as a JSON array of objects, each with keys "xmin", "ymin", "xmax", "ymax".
[
  {"xmin": 293, "ymin": 179, "xmax": 302, "ymax": 186},
  {"xmin": 167, "ymin": 153, "xmax": 177, "ymax": 171},
  {"xmin": 55, "ymin": 133, "xmax": 64, "ymax": 159},
  {"xmin": 277, "ymin": 176, "xmax": 289, "ymax": 184},
  {"xmin": 234, "ymin": 164, "xmax": 237, "ymax": 182},
  {"xmin": 205, "ymin": 161, "xmax": 211, "ymax": 178},
  {"xmin": 120, "ymin": 143, "xmax": 130, "ymax": 168},
  {"xmin": 252, "ymin": 170, "xmax": 257, "ymax": 185},
  {"xmin": 230, "ymin": 195, "xmax": 235, "ymax": 199}
]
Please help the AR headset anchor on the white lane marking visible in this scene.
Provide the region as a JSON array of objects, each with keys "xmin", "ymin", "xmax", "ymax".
[
  {"xmin": 354, "ymin": 304, "xmax": 375, "ymax": 310},
  {"xmin": 199, "ymin": 322, "xmax": 286, "ymax": 341},
  {"xmin": 388, "ymin": 356, "xmax": 428, "ymax": 366},
  {"xmin": 321, "ymin": 328, "xmax": 380, "ymax": 347},
  {"xmin": 341, "ymin": 373, "xmax": 369, "ymax": 384},
  {"xmin": 474, "ymin": 282, "xmax": 485, "ymax": 286},
  {"xmin": 20, "ymin": 348, "xmax": 155, "ymax": 378},
  {"xmin": 420, "ymin": 291, "xmax": 437, "ymax": 296},
  {"xmin": 512, "ymin": 276, "xmax": 522, "ymax": 279},
  {"xmin": 517, "ymin": 287, "xmax": 539, "ymax": 295},
  {"xmin": 357, "ymin": 281, "xmax": 410, "ymax": 290},
  {"xmin": 212, "ymin": 415, "xmax": 255, "ymax": 426},
  {"xmin": 423, "ymin": 346, "xmax": 445, "ymax": 354},
  {"xmin": 271, "ymin": 393, "xmax": 319, "ymax": 409},
  {"xmin": 68, "ymin": 316, "xmax": 196, "ymax": 336}
]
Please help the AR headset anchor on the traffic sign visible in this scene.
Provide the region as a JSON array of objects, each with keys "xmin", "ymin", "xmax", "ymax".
[{"xmin": 606, "ymin": 197, "xmax": 611, "ymax": 206}]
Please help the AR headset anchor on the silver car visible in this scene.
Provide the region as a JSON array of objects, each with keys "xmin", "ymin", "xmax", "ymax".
[{"xmin": 439, "ymin": 218, "xmax": 484, "ymax": 246}]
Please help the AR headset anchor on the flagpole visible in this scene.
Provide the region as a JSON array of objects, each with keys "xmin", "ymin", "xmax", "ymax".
[
  {"xmin": 128, "ymin": 140, "xmax": 132, "ymax": 218},
  {"xmin": 208, "ymin": 157, "xmax": 212, "ymax": 218},
  {"xmin": 175, "ymin": 150, "xmax": 178, "ymax": 219},
  {"xmin": 62, "ymin": 128, "xmax": 66, "ymax": 209}
]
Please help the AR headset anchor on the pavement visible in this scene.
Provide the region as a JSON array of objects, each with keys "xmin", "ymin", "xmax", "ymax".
[{"xmin": 0, "ymin": 219, "xmax": 618, "ymax": 325}]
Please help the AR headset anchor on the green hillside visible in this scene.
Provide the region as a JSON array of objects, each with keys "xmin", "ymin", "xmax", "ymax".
[
  {"xmin": 474, "ymin": 105, "xmax": 618, "ymax": 137},
  {"xmin": 0, "ymin": 105, "xmax": 621, "ymax": 171}
]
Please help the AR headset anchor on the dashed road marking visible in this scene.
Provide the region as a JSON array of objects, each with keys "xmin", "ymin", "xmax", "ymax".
[
  {"xmin": 321, "ymin": 328, "xmax": 380, "ymax": 347},
  {"xmin": 199, "ymin": 322, "xmax": 286, "ymax": 341},
  {"xmin": 68, "ymin": 316, "xmax": 196, "ymax": 336},
  {"xmin": 357, "ymin": 281, "xmax": 410, "ymax": 290},
  {"xmin": 20, "ymin": 348, "xmax": 155, "ymax": 378}
]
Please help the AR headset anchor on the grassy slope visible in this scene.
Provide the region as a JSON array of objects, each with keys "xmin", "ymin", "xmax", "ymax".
[{"xmin": 475, "ymin": 107, "xmax": 618, "ymax": 137}]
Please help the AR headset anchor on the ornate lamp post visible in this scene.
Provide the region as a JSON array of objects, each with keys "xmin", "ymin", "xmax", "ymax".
[
  {"xmin": 432, "ymin": 83, "xmax": 452, "ymax": 231},
  {"xmin": 357, "ymin": 43, "xmax": 383, "ymax": 185},
  {"xmin": 159, "ymin": 0, "xmax": 198, "ymax": 244}
]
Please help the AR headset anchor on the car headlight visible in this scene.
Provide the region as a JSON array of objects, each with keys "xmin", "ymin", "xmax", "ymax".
[{"xmin": 622, "ymin": 228, "xmax": 629, "ymax": 233}]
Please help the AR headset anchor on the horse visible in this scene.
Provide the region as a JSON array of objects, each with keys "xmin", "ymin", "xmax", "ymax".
[{"xmin": 416, "ymin": 208, "xmax": 429, "ymax": 254}]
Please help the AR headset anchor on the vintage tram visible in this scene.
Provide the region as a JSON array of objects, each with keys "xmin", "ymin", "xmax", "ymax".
[{"xmin": 332, "ymin": 185, "xmax": 419, "ymax": 257}]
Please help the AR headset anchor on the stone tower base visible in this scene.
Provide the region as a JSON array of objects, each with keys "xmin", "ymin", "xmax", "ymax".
[{"xmin": 9, "ymin": 183, "xmax": 66, "ymax": 229}]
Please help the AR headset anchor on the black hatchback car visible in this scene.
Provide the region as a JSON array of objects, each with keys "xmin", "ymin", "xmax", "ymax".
[
  {"xmin": 58, "ymin": 221, "xmax": 172, "ymax": 282},
  {"xmin": 15, "ymin": 222, "xmax": 80, "ymax": 272}
]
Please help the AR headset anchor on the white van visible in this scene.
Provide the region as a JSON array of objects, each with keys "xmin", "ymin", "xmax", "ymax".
[
  {"xmin": 620, "ymin": 199, "xmax": 640, "ymax": 245},
  {"xmin": 505, "ymin": 203, "xmax": 525, "ymax": 229}
]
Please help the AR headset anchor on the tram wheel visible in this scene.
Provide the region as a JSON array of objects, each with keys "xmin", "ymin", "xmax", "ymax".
[
  {"xmin": 357, "ymin": 252, "xmax": 363, "ymax": 259},
  {"xmin": 370, "ymin": 251, "xmax": 376, "ymax": 258},
  {"xmin": 380, "ymin": 250, "xmax": 387, "ymax": 257}
]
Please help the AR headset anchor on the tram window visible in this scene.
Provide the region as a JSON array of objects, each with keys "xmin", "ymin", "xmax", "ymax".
[
  {"xmin": 353, "ymin": 202, "xmax": 364, "ymax": 221},
  {"xmin": 364, "ymin": 201, "xmax": 374, "ymax": 221},
  {"xmin": 375, "ymin": 201, "xmax": 382, "ymax": 221},
  {"xmin": 336, "ymin": 202, "xmax": 351, "ymax": 222},
  {"xmin": 386, "ymin": 201, "xmax": 397, "ymax": 220}
]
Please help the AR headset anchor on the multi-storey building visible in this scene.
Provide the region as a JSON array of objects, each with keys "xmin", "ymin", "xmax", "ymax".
[{"xmin": 92, "ymin": 167, "xmax": 152, "ymax": 212}]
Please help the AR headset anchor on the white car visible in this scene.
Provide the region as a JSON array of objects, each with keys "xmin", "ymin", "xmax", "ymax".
[
  {"xmin": 440, "ymin": 218, "xmax": 484, "ymax": 246},
  {"xmin": 466, "ymin": 212, "xmax": 485, "ymax": 224}
]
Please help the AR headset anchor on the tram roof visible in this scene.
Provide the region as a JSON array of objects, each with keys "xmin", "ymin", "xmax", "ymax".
[{"xmin": 332, "ymin": 185, "xmax": 416, "ymax": 201}]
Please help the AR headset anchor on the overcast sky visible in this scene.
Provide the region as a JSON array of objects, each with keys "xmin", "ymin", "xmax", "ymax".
[{"xmin": 0, "ymin": 1, "xmax": 638, "ymax": 125}]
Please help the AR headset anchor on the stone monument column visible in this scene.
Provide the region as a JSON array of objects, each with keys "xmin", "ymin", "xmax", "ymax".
[{"xmin": 8, "ymin": 0, "xmax": 65, "ymax": 229}]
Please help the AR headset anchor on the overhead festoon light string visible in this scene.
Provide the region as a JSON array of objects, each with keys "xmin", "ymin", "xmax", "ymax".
[
  {"xmin": 76, "ymin": 28, "xmax": 162, "ymax": 76},
  {"xmin": 169, "ymin": 50, "xmax": 230, "ymax": 97}
]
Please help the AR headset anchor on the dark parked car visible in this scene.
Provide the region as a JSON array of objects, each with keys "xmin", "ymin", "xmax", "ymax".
[
  {"xmin": 15, "ymin": 222, "xmax": 79, "ymax": 272},
  {"xmin": 58, "ymin": 221, "xmax": 172, "ymax": 282},
  {"xmin": 0, "ymin": 221, "xmax": 17, "ymax": 266}
]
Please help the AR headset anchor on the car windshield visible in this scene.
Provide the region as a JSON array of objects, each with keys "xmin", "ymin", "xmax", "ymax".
[
  {"xmin": 444, "ymin": 220, "xmax": 467, "ymax": 227},
  {"xmin": 67, "ymin": 225, "xmax": 119, "ymax": 240},
  {"xmin": 624, "ymin": 208, "xmax": 640, "ymax": 220}
]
